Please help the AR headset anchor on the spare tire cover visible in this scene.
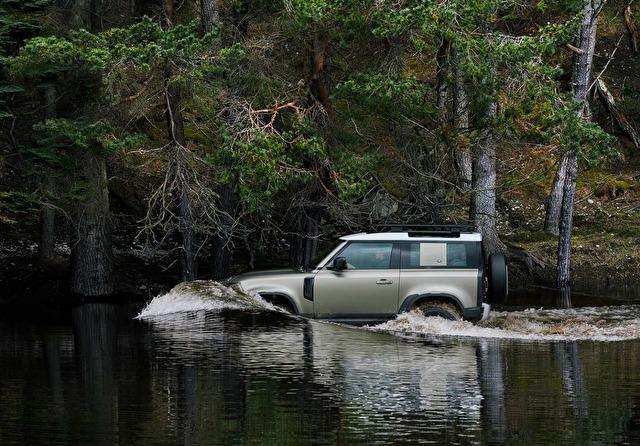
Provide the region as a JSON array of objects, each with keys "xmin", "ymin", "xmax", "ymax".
[{"xmin": 488, "ymin": 253, "xmax": 508, "ymax": 303}]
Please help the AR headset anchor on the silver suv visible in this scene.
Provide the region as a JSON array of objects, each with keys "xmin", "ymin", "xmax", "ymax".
[{"xmin": 228, "ymin": 225, "xmax": 507, "ymax": 324}]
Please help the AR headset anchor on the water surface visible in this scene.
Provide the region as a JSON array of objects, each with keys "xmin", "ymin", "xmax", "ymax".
[{"xmin": 1, "ymin": 294, "xmax": 640, "ymax": 445}]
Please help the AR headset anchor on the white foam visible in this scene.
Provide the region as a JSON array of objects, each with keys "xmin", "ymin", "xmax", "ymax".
[
  {"xmin": 136, "ymin": 281, "xmax": 277, "ymax": 320},
  {"xmin": 367, "ymin": 305, "xmax": 640, "ymax": 342}
]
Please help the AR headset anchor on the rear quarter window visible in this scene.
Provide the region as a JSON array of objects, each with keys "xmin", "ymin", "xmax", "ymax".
[{"xmin": 403, "ymin": 242, "xmax": 481, "ymax": 269}]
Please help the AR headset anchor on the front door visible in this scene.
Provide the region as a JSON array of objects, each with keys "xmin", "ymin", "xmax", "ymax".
[{"xmin": 314, "ymin": 242, "xmax": 400, "ymax": 318}]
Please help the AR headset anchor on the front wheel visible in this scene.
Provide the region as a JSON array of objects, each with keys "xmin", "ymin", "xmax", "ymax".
[{"xmin": 415, "ymin": 300, "xmax": 462, "ymax": 321}]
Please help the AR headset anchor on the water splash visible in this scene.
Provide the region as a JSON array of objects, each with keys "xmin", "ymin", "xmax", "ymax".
[
  {"xmin": 136, "ymin": 280, "xmax": 277, "ymax": 320},
  {"xmin": 137, "ymin": 281, "xmax": 640, "ymax": 342},
  {"xmin": 367, "ymin": 305, "xmax": 640, "ymax": 342}
]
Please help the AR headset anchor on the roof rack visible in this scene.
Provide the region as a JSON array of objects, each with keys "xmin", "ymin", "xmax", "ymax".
[{"xmin": 371, "ymin": 224, "xmax": 475, "ymax": 238}]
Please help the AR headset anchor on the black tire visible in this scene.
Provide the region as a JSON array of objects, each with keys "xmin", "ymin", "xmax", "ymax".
[
  {"xmin": 488, "ymin": 253, "xmax": 508, "ymax": 304},
  {"xmin": 416, "ymin": 300, "xmax": 462, "ymax": 321}
]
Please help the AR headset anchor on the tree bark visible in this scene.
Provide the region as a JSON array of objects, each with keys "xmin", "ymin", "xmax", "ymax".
[
  {"xmin": 557, "ymin": 151, "xmax": 578, "ymax": 289},
  {"xmin": 211, "ymin": 182, "xmax": 234, "ymax": 279},
  {"xmin": 289, "ymin": 209, "xmax": 320, "ymax": 270},
  {"xmin": 556, "ymin": 0, "xmax": 602, "ymax": 290},
  {"xmin": 452, "ymin": 47, "xmax": 472, "ymax": 190},
  {"xmin": 200, "ymin": 0, "xmax": 234, "ymax": 280},
  {"xmin": 308, "ymin": 32, "xmax": 333, "ymax": 119},
  {"xmin": 164, "ymin": 0, "xmax": 196, "ymax": 281},
  {"xmin": 544, "ymin": 0, "xmax": 601, "ymax": 235},
  {"xmin": 38, "ymin": 179, "xmax": 56, "ymax": 264},
  {"xmin": 70, "ymin": 150, "xmax": 115, "ymax": 296},
  {"xmin": 165, "ymin": 78, "xmax": 196, "ymax": 281},
  {"xmin": 572, "ymin": 1, "xmax": 601, "ymax": 111},
  {"xmin": 385, "ymin": 34, "xmax": 404, "ymax": 75},
  {"xmin": 38, "ymin": 84, "xmax": 57, "ymax": 265},
  {"xmin": 471, "ymin": 98, "xmax": 505, "ymax": 255},
  {"xmin": 543, "ymin": 152, "xmax": 569, "ymax": 235},
  {"xmin": 201, "ymin": 0, "xmax": 221, "ymax": 49},
  {"xmin": 70, "ymin": 0, "xmax": 93, "ymax": 31},
  {"xmin": 435, "ymin": 38, "xmax": 450, "ymax": 125}
]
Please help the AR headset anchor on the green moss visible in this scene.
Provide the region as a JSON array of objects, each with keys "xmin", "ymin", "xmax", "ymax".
[{"xmin": 577, "ymin": 171, "xmax": 638, "ymax": 197}]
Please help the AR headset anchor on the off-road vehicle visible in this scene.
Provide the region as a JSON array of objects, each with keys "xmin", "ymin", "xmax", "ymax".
[{"xmin": 228, "ymin": 225, "xmax": 507, "ymax": 324}]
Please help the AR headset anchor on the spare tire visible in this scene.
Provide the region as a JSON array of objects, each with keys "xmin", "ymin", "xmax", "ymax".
[{"xmin": 488, "ymin": 253, "xmax": 508, "ymax": 304}]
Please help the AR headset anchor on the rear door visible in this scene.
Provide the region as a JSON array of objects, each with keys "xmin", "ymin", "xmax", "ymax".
[{"xmin": 314, "ymin": 241, "xmax": 400, "ymax": 318}]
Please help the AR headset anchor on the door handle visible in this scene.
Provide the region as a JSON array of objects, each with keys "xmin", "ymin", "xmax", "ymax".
[{"xmin": 376, "ymin": 279, "xmax": 393, "ymax": 285}]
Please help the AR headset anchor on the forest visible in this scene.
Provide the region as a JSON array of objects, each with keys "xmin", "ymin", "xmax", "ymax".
[{"xmin": 1, "ymin": 0, "xmax": 639, "ymax": 299}]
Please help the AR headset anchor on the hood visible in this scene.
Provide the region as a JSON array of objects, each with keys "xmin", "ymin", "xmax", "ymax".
[{"xmin": 227, "ymin": 268, "xmax": 307, "ymax": 284}]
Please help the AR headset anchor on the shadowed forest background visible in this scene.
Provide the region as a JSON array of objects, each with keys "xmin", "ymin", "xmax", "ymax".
[{"xmin": 1, "ymin": 0, "xmax": 639, "ymax": 300}]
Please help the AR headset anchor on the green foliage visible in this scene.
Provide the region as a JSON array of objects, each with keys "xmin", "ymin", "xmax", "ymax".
[
  {"xmin": 336, "ymin": 74, "xmax": 429, "ymax": 118},
  {"xmin": 27, "ymin": 118, "xmax": 144, "ymax": 168},
  {"xmin": 0, "ymin": 0, "xmax": 50, "ymax": 56},
  {"xmin": 0, "ymin": 191, "xmax": 38, "ymax": 224}
]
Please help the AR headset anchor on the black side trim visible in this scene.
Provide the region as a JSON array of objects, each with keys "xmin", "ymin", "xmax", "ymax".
[
  {"xmin": 477, "ymin": 269, "xmax": 484, "ymax": 307},
  {"xmin": 303, "ymin": 277, "xmax": 314, "ymax": 301},
  {"xmin": 462, "ymin": 306, "xmax": 484, "ymax": 322}
]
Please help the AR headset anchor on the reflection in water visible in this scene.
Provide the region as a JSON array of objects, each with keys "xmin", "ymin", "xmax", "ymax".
[
  {"xmin": 72, "ymin": 304, "xmax": 118, "ymax": 445},
  {"xmin": 478, "ymin": 340, "xmax": 506, "ymax": 444},
  {"xmin": 554, "ymin": 342, "xmax": 588, "ymax": 419},
  {"xmin": 1, "ymin": 307, "xmax": 640, "ymax": 445}
]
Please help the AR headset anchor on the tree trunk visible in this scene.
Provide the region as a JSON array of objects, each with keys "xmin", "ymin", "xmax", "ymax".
[
  {"xmin": 165, "ymin": 79, "xmax": 196, "ymax": 282},
  {"xmin": 435, "ymin": 38, "xmax": 450, "ymax": 125},
  {"xmin": 385, "ymin": 34, "xmax": 404, "ymax": 75},
  {"xmin": 308, "ymin": 32, "xmax": 333, "ymax": 119},
  {"xmin": 543, "ymin": 152, "xmax": 569, "ymax": 235},
  {"xmin": 70, "ymin": 150, "xmax": 115, "ymax": 296},
  {"xmin": 211, "ymin": 182, "xmax": 234, "ymax": 279},
  {"xmin": 557, "ymin": 152, "xmax": 578, "ymax": 289},
  {"xmin": 70, "ymin": 0, "xmax": 93, "ymax": 31},
  {"xmin": 232, "ymin": 0, "xmax": 251, "ymax": 40},
  {"xmin": 201, "ymin": 0, "xmax": 233, "ymax": 280},
  {"xmin": 38, "ymin": 84, "xmax": 57, "ymax": 265},
  {"xmin": 545, "ymin": 0, "xmax": 601, "ymax": 233},
  {"xmin": 572, "ymin": 0, "xmax": 601, "ymax": 109},
  {"xmin": 452, "ymin": 47, "xmax": 472, "ymax": 190},
  {"xmin": 201, "ymin": 0, "xmax": 221, "ymax": 49},
  {"xmin": 289, "ymin": 209, "xmax": 320, "ymax": 270},
  {"xmin": 38, "ymin": 180, "xmax": 56, "ymax": 264},
  {"xmin": 556, "ymin": 0, "xmax": 601, "ymax": 290},
  {"xmin": 471, "ymin": 98, "xmax": 505, "ymax": 255},
  {"xmin": 164, "ymin": 0, "xmax": 196, "ymax": 281}
]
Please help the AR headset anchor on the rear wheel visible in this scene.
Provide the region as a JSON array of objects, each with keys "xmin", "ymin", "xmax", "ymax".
[
  {"xmin": 488, "ymin": 253, "xmax": 508, "ymax": 304},
  {"xmin": 415, "ymin": 300, "xmax": 462, "ymax": 321}
]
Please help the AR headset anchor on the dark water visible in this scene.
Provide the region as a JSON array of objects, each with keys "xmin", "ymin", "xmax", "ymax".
[{"xmin": 1, "ymin": 300, "xmax": 640, "ymax": 445}]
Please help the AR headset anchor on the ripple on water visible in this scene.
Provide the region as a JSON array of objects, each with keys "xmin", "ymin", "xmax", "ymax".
[{"xmin": 367, "ymin": 305, "xmax": 640, "ymax": 342}]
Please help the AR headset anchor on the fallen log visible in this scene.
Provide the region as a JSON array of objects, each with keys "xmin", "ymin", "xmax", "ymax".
[{"xmin": 595, "ymin": 79, "xmax": 640, "ymax": 149}]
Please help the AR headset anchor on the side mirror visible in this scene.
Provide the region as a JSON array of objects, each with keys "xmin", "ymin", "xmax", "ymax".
[{"xmin": 332, "ymin": 257, "xmax": 347, "ymax": 271}]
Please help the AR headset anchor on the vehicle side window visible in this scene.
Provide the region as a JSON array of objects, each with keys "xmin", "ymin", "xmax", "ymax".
[
  {"xmin": 403, "ymin": 242, "xmax": 480, "ymax": 268},
  {"xmin": 336, "ymin": 242, "xmax": 393, "ymax": 269}
]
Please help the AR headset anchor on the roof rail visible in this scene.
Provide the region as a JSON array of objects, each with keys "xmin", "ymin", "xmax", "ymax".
[{"xmin": 371, "ymin": 224, "xmax": 475, "ymax": 238}]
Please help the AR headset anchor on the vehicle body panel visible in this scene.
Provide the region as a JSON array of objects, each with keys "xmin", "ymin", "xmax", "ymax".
[
  {"xmin": 235, "ymin": 269, "xmax": 314, "ymax": 315},
  {"xmin": 313, "ymin": 268, "xmax": 400, "ymax": 318}
]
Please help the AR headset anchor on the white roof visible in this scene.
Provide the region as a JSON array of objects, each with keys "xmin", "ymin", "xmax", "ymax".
[{"xmin": 340, "ymin": 232, "xmax": 482, "ymax": 242}]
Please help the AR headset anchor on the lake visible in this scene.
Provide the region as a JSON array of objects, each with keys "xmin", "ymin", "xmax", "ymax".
[{"xmin": 1, "ymin": 291, "xmax": 639, "ymax": 445}]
